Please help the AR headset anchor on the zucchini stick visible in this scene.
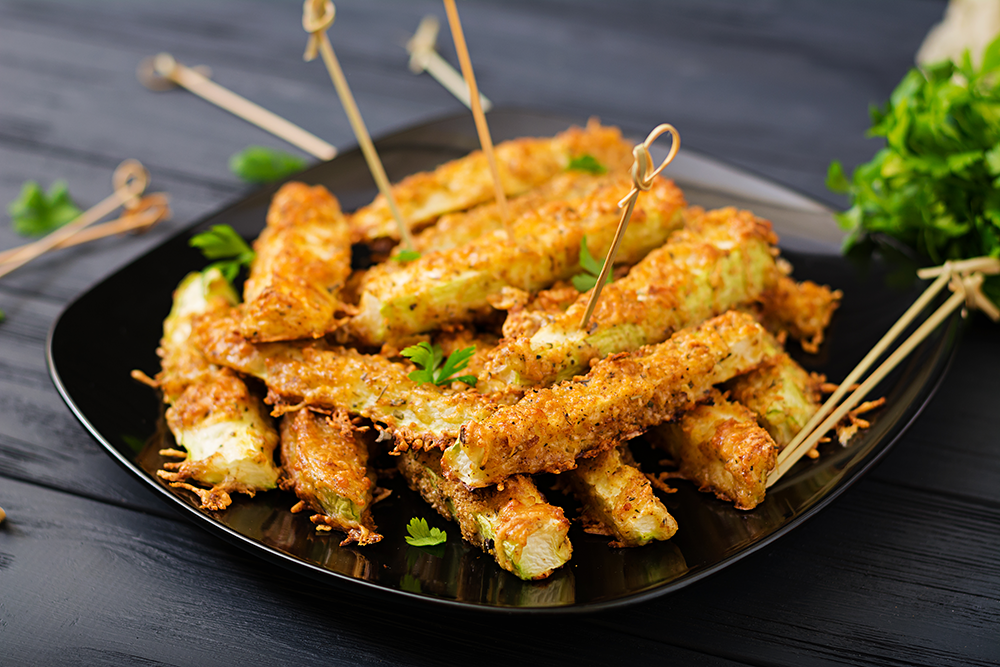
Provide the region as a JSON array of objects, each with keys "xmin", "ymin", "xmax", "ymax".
[
  {"xmin": 442, "ymin": 310, "xmax": 774, "ymax": 487},
  {"xmin": 349, "ymin": 174, "xmax": 685, "ymax": 346},
  {"xmin": 398, "ymin": 450, "xmax": 572, "ymax": 580},
  {"xmin": 564, "ymin": 445, "xmax": 677, "ymax": 547},
  {"xmin": 758, "ymin": 275, "xmax": 842, "ymax": 354},
  {"xmin": 648, "ymin": 389, "xmax": 779, "ymax": 510},
  {"xmin": 279, "ymin": 408, "xmax": 381, "ymax": 545},
  {"xmin": 150, "ymin": 269, "xmax": 280, "ymax": 510},
  {"xmin": 351, "ymin": 119, "xmax": 634, "ymax": 242},
  {"xmin": 479, "ymin": 206, "xmax": 781, "ymax": 391}
]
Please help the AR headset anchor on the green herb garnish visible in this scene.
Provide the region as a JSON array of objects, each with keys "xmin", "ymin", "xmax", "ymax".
[
  {"xmin": 567, "ymin": 154, "xmax": 607, "ymax": 175},
  {"xmin": 404, "ymin": 517, "xmax": 447, "ymax": 547},
  {"xmin": 0, "ymin": 308, "xmax": 5, "ymax": 323},
  {"xmin": 829, "ymin": 36, "xmax": 1000, "ymax": 302},
  {"xmin": 229, "ymin": 146, "xmax": 308, "ymax": 183},
  {"xmin": 189, "ymin": 224, "xmax": 256, "ymax": 284},
  {"xmin": 571, "ymin": 235, "xmax": 612, "ymax": 292},
  {"xmin": 400, "ymin": 341, "xmax": 477, "ymax": 387},
  {"xmin": 394, "ymin": 248, "xmax": 422, "ymax": 263},
  {"xmin": 8, "ymin": 180, "xmax": 82, "ymax": 236}
]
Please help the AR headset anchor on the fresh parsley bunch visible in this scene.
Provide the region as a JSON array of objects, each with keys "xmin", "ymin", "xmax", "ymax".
[
  {"xmin": 401, "ymin": 341, "xmax": 477, "ymax": 387},
  {"xmin": 828, "ymin": 36, "xmax": 1000, "ymax": 303}
]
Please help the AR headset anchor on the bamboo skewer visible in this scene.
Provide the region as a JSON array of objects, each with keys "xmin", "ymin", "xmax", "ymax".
[
  {"xmin": 767, "ymin": 258, "xmax": 1000, "ymax": 487},
  {"xmin": 579, "ymin": 124, "xmax": 680, "ymax": 330},
  {"xmin": 407, "ymin": 16, "xmax": 493, "ymax": 112},
  {"xmin": 0, "ymin": 160, "xmax": 149, "ymax": 280},
  {"xmin": 442, "ymin": 0, "xmax": 508, "ymax": 224},
  {"xmin": 138, "ymin": 53, "xmax": 337, "ymax": 161},
  {"xmin": 302, "ymin": 0, "xmax": 415, "ymax": 250}
]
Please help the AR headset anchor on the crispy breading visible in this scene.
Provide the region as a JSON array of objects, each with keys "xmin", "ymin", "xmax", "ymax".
[
  {"xmin": 240, "ymin": 182, "xmax": 352, "ymax": 342},
  {"xmin": 479, "ymin": 206, "xmax": 781, "ymax": 392},
  {"xmin": 398, "ymin": 450, "xmax": 572, "ymax": 580},
  {"xmin": 192, "ymin": 307, "xmax": 497, "ymax": 449},
  {"xmin": 564, "ymin": 445, "xmax": 678, "ymax": 547},
  {"xmin": 349, "ymin": 174, "xmax": 685, "ymax": 346},
  {"xmin": 649, "ymin": 389, "xmax": 779, "ymax": 510},
  {"xmin": 279, "ymin": 409, "xmax": 381, "ymax": 546},
  {"xmin": 759, "ymin": 275, "xmax": 842, "ymax": 353},
  {"xmin": 350, "ymin": 119, "xmax": 634, "ymax": 242},
  {"xmin": 442, "ymin": 310, "xmax": 774, "ymax": 487},
  {"xmin": 151, "ymin": 270, "xmax": 280, "ymax": 510}
]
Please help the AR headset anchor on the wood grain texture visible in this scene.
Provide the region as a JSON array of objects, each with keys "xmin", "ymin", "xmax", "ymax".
[{"xmin": 5, "ymin": 0, "xmax": 999, "ymax": 665}]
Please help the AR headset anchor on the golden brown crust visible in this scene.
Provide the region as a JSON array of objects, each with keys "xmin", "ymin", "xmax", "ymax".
[
  {"xmin": 443, "ymin": 310, "xmax": 774, "ymax": 487},
  {"xmin": 350, "ymin": 119, "xmax": 635, "ymax": 242},
  {"xmin": 279, "ymin": 409, "xmax": 381, "ymax": 546},
  {"xmin": 759, "ymin": 275, "xmax": 842, "ymax": 354},
  {"xmin": 241, "ymin": 182, "xmax": 352, "ymax": 342}
]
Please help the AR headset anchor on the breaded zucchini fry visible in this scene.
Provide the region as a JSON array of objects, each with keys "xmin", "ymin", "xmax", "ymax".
[
  {"xmin": 151, "ymin": 269, "xmax": 280, "ymax": 510},
  {"xmin": 564, "ymin": 445, "xmax": 677, "ymax": 547},
  {"xmin": 759, "ymin": 275, "xmax": 842, "ymax": 353},
  {"xmin": 349, "ymin": 174, "xmax": 685, "ymax": 346},
  {"xmin": 351, "ymin": 119, "xmax": 634, "ymax": 242},
  {"xmin": 279, "ymin": 408, "xmax": 381, "ymax": 545},
  {"xmin": 193, "ymin": 307, "xmax": 496, "ymax": 449},
  {"xmin": 479, "ymin": 206, "xmax": 781, "ymax": 391},
  {"xmin": 241, "ymin": 182, "xmax": 352, "ymax": 342},
  {"xmin": 648, "ymin": 389, "xmax": 779, "ymax": 510},
  {"xmin": 442, "ymin": 310, "xmax": 774, "ymax": 487},
  {"xmin": 398, "ymin": 450, "xmax": 572, "ymax": 580}
]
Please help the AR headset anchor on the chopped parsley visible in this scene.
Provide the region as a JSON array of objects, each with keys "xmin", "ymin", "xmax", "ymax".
[
  {"xmin": 189, "ymin": 224, "xmax": 256, "ymax": 284},
  {"xmin": 8, "ymin": 180, "xmax": 82, "ymax": 236},
  {"xmin": 229, "ymin": 146, "xmax": 307, "ymax": 183},
  {"xmin": 567, "ymin": 154, "xmax": 607, "ymax": 175},
  {"xmin": 393, "ymin": 248, "xmax": 422, "ymax": 263},
  {"xmin": 404, "ymin": 517, "xmax": 447, "ymax": 547},
  {"xmin": 571, "ymin": 235, "xmax": 612, "ymax": 292},
  {"xmin": 400, "ymin": 341, "xmax": 477, "ymax": 387}
]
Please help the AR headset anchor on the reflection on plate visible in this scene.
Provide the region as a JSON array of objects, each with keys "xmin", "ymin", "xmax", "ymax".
[{"xmin": 48, "ymin": 109, "xmax": 959, "ymax": 612}]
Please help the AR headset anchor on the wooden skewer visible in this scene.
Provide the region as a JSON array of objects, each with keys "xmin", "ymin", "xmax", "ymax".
[
  {"xmin": 767, "ymin": 259, "xmax": 1000, "ymax": 488},
  {"xmin": 0, "ymin": 194, "xmax": 170, "ymax": 266},
  {"xmin": 302, "ymin": 0, "xmax": 415, "ymax": 249},
  {"xmin": 579, "ymin": 124, "xmax": 680, "ymax": 330},
  {"xmin": 442, "ymin": 0, "xmax": 508, "ymax": 224},
  {"xmin": 0, "ymin": 160, "xmax": 148, "ymax": 280},
  {"xmin": 407, "ymin": 16, "xmax": 494, "ymax": 112},
  {"xmin": 138, "ymin": 52, "xmax": 337, "ymax": 161}
]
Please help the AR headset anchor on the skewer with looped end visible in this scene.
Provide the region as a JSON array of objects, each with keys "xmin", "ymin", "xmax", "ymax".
[
  {"xmin": 579, "ymin": 124, "xmax": 681, "ymax": 330},
  {"xmin": 0, "ymin": 160, "xmax": 152, "ymax": 280},
  {"xmin": 441, "ymin": 0, "xmax": 508, "ymax": 225},
  {"xmin": 766, "ymin": 256, "xmax": 1000, "ymax": 488},
  {"xmin": 407, "ymin": 15, "xmax": 494, "ymax": 113},
  {"xmin": 138, "ymin": 53, "xmax": 337, "ymax": 161},
  {"xmin": 302, "ymin": 0, "xmax": 415, "ymax": 250}
]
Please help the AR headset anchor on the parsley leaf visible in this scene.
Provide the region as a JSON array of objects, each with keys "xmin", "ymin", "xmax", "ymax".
[
  {"xmin": 189, "ymin": 224, "xmax": 256, "ymax": 284},
  {"xmin": 0, "ymin": 307, "xmax": 5, "ymax": 323},
  {"xmin": 8, "ymin": 180, "xmax": 82, "ymax": 236},
  {"xmin": 571, "ymin": 235, "xmax": 612, "ymax": 292},
  {"xmin": 401, "ymin": 341, "xmax": 478, "ymax": 387},
  {"xmin": 405, "ymin": 517, "xmax": 447, "ymax": 547},
  {"xmin": 829, "ymin": 35, "xmax": 1000, "ymax": 299},
  {"xmin": 394, "ymin": 248, "xmax": 422, "ymax": 263},
  {"xmin": 567, "ymin": 154, "xmax": 607, "ymax": 175},
  {"xmin": 229, "ymin": 146, "xmax": 308, "ymax": 183}
]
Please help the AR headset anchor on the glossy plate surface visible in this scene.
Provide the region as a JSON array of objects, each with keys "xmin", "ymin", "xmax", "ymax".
[{"xmin": 48, "ymin": 110, "xmax": 958, "ymax": 612}]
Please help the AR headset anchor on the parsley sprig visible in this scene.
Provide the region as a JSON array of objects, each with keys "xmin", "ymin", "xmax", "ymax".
[
  {"xmin": 571, "ymin": 235, "xmax": 612, "ymax": 292},
  {"xmin": 567, "ymin": 154, "xmax": 607, "ymax": 175},
  {"xmin": 405, "ymin": 517, "xmax": 447, "ymax": 547},
  {"xmin": 189, "ymin": 224, "xmax": 256, "ymax": 284},
  {"xmin": 393, "ymin": 248, "xmax": 422, "ymax": 263},
  {"xmin": 401, "ymin": 341, "xmax": 477, "ymax": 387},
  {"xmin": 8, "ymin": 180, "xmax": 82, "ymax": 236},
  {"xmin": 828, "ymin": 36, "xmax": 1000, "ymax": 303},
  {"xmin": 229, "ymin": 146, "xmax": 307, "ymax": 184}
]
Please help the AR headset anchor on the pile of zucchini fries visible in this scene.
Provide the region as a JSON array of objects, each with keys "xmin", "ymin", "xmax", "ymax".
[{"xmin": 144, "ymin": 120, "xmax": 841, "ymax": 581}]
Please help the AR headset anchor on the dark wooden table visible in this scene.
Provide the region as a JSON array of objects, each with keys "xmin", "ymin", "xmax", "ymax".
[{"xmin": 2, "ymin": 1, "xmax": 998, "ymax": 665}]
